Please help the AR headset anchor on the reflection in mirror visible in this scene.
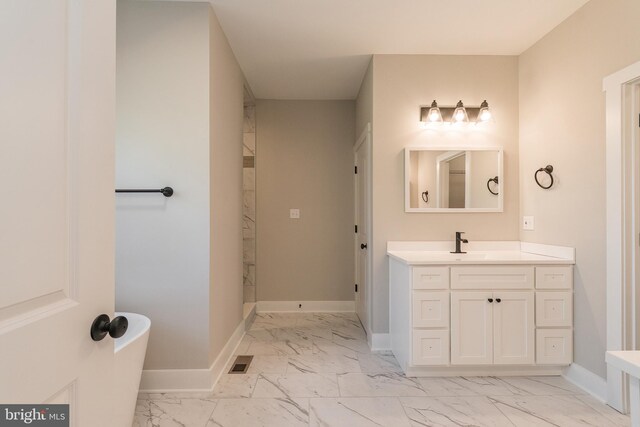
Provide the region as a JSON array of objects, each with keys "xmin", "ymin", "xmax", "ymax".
[{"xmin": 406, "ymin": 148, "xmax": 503, "ymax": 212}]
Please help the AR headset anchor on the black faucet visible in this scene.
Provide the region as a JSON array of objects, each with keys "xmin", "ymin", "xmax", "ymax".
[{"xmin": 451, "ymin": 231, "xmax": 468, "ymax": 254}]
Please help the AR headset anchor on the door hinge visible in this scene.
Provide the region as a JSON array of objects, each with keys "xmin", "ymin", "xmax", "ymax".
[
  {"xmin": 355, "ymin": 225, "xmax": 358, "ymax": 233},
  {"xmin": 355, "ymin": 284, "xmax": 358, "ymax": 292},
  {"xmin": 354, "ymin": 166, "xmax": 358, "ymax": 174}
]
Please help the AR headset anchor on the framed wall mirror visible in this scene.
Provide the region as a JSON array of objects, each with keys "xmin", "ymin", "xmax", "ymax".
[{"xmin": 405, "ymin": 147, "xmax": 503, "ymax": 212}]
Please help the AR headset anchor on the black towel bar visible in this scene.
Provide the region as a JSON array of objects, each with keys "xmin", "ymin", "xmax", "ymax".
[{"xmin": 115, "ymin": 187, "xmax": 174, "ymax": 197}]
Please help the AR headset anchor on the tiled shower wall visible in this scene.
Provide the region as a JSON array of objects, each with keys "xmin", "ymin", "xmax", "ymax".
[{"xmin": 243, "ymin": 106, "xmax": 256, "ymax": 303}]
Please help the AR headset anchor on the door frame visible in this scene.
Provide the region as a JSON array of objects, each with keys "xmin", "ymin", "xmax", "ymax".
[
  {"xmin": 605, "ymin": 60, "xmax": 640, "ymax": 412},
  {"xmin": 354, "ymin": 123, "xmax": 372, "ymax": 340}
]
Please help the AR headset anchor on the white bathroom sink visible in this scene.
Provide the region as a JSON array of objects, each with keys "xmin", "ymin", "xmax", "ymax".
[{"xmin": 418, "ymin": 252, "xmax": 489, "ymax": 262}]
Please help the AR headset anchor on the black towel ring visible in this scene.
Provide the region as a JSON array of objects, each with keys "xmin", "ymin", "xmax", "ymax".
[
  {"xmin": 486, "ymin": 176, "xmax": 499, "ymax": 195},
  {"xmin": 421, "ymin": 191, "xmax": 429, "ymax": 203},
  {"xmin": 535, "ymin": 165, "xmax": 554, "ymax": 189}
]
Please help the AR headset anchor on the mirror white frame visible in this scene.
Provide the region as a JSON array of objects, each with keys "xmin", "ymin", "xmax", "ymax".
[{"xmin": 404, "ymin": 146, "xmax": 504, "ymax": 213}]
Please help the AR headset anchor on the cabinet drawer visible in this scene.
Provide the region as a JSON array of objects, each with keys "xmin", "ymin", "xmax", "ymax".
[
  {"xmin": 536, "ymin": 292, "xmax": 572, "ymax": 327},
  {"xmin": 451, "ymin": 266, "xmax": 534, "ymax": 290},
  {"xmin": 536, "ymin": 266, "xmax": 573, "ymax": 289},
  {"xmin": 412, "ymin": 329, "xmax": 449, "ymax": 366},
  {"xmin": 536, "ymin": 329, "xmax": 572, "ymax": 365},
  {"xmin": 412, "ymin": 266, "xmax": 449, "ymax": 289},
  {"xmin": 412, "ymin": 291, "xmax": 449, "ymax": 328}
]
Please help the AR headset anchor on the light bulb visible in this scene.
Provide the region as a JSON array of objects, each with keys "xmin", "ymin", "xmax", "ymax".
[
  {"xmin": 425, "ymin": 100, "xmax": 443, "ymax": 123},
  {"xmin": 451, "ymin": 100, "xmax": 468, "ymax": 123},
  {"xmin": 477, "ymin": 100, "xmax": 492, "ymax": 123}
]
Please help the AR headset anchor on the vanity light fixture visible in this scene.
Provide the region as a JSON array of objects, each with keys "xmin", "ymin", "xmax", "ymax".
[{"xmin": 419, "ymin": 100, "xmax": 493, "ymax": 126}]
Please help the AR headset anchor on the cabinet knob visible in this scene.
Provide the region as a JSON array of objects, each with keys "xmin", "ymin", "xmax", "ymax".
[
  {"xmin": 496, "ymin": 298, "xmax": 501, "ymax": 303},
  {"xmin": 488, "ymin": 298, "xmax": 493, "ymax": 303}
]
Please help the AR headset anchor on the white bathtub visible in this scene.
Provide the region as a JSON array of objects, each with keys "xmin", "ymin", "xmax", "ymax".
[{"xmin": 114, "ymin": 312, "xmax": 150, "ymax": 427}]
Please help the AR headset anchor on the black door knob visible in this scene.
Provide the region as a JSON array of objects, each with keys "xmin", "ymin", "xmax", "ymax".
[
  {"xmin": 488, "ymin": 298, "xmax": 494, "ymax": 303},
  {"xmin": 361, "ymin": 243, "xmax": 368, "ymax": 249},
  {"xmin": 90, "ymin": 314, "xmax": 128, "ymax": 341},
  {"xmin": 495, "ymin": 298, "xmax": 501, "ymax": 303}
]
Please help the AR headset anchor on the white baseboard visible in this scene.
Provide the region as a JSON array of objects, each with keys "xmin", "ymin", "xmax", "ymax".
[
  {"xmin": 209, "ymin": 318, "xmax": 247, "ymax": 390},
  {"xmin": 243, "ymin": 302, "xmax": 256, "ymax": 330},
  {"xmin": 369, "ymin": 333, "xmax": 391, "ymax": 352},
  {"xmin": 256, "ymin": 300, "xmax": 355, "ymax": 313},
  {"xmin": 562, "ymin": 363, "xmax": 608, "ymax": 403},
  {"xmin": 139, "ymin": 319, "xmax": 246, "ymax": 393}
]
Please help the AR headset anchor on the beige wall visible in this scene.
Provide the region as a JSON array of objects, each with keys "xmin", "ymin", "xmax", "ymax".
[
  {"xmin": 519, "ymin": 0, "xmax": 640, "ymax": 378},
  {"xmin": 208, "ymin": 7, "xmax": 245, "ymax": 366},
  {"xmin": 256, "ymin": 100, "xmax": 356, "ymax": 302},
  {"xmin": 370, "ymin": 55, "xmax": 520, "ymax": 333}
]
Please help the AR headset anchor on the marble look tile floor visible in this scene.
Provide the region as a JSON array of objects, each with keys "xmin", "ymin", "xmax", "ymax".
[{"xmin": 133, "ymin": 312, "xmax": 630, "ymax": 427}]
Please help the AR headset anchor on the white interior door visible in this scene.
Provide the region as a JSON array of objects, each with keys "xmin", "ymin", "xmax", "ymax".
[
  {"xmin": 0, "ymin": 1, "xmax": 117, "ymax": 425},
  {"xmin": 355, "ymin": 124, "xmax": 371, "ymax": 335}
]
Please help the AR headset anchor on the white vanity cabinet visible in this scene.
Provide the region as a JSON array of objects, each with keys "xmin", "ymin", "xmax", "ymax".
[{"xmin": 388, "ymin": 244, "xmax": 575, "ymax": 376}]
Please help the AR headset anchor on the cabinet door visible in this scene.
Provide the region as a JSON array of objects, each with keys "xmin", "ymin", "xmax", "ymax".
[
  {"xmin": 493, "ymin": 291, "xmax": 535, "ymax": 364},
  {"xmin": 412, "ymin": 290, "xmax": 449, "ymax": 328},
  {"xmin": 451, "ymin": 291, "xmax": 493, "ymax": 365}
]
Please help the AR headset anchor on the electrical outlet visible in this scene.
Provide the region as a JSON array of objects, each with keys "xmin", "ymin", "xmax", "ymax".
[
  {"xmin": 290, "ymin": 209, "xmax": 300, "ymax": 219},
  {"xmin": 523, "ymin": 216, "xmax": 534, "ymax": 231}
]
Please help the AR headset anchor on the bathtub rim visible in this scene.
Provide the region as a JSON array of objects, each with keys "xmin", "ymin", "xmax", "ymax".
[{"xmin": 114, "ymin": 311, "xmax": 150, "ymax": 353}]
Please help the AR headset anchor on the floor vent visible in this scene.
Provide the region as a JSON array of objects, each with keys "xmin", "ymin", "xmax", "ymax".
[{"xmin": 228, "ymin": 355, "xmax": 253, "ymax": 374}]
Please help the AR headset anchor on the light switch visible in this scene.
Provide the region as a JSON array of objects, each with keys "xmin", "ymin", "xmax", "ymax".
[
  {"xmin": 523, "ymin": 216, "xmax": 534, "ymax": 230},
  {"xmin": 289, "ymin": 209, "xmax": 300, "ymax": 219}
]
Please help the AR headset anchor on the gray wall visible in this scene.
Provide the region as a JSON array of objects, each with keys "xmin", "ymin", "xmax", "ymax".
[
  {"xmin": 256, "ymin": 100, "xmax": 356, "ymax": 302},
  {"xmin": 116, "ymin": 1, "xmax": 211, "ymax": 370},
  {"xmin": 116, "ymin": 1, "xmax": 245, "ymax": 371},
  {"xmin": 519, "ymin": 0, "xmax": 640, "ymax": 379},
  {"xmin": 358, "ymin": 55, "xmax": 520, "ymax": 334}
]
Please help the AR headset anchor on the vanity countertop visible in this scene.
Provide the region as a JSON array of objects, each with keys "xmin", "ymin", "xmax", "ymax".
[{"xmin": 387, "ymin": 241, "xmax": 575, "ymax": 265}]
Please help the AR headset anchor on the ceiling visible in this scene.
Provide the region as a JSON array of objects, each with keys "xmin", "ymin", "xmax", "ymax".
[{"xmin": 210, "ymin": 0, "xmax": 589, "ymax": 100}]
